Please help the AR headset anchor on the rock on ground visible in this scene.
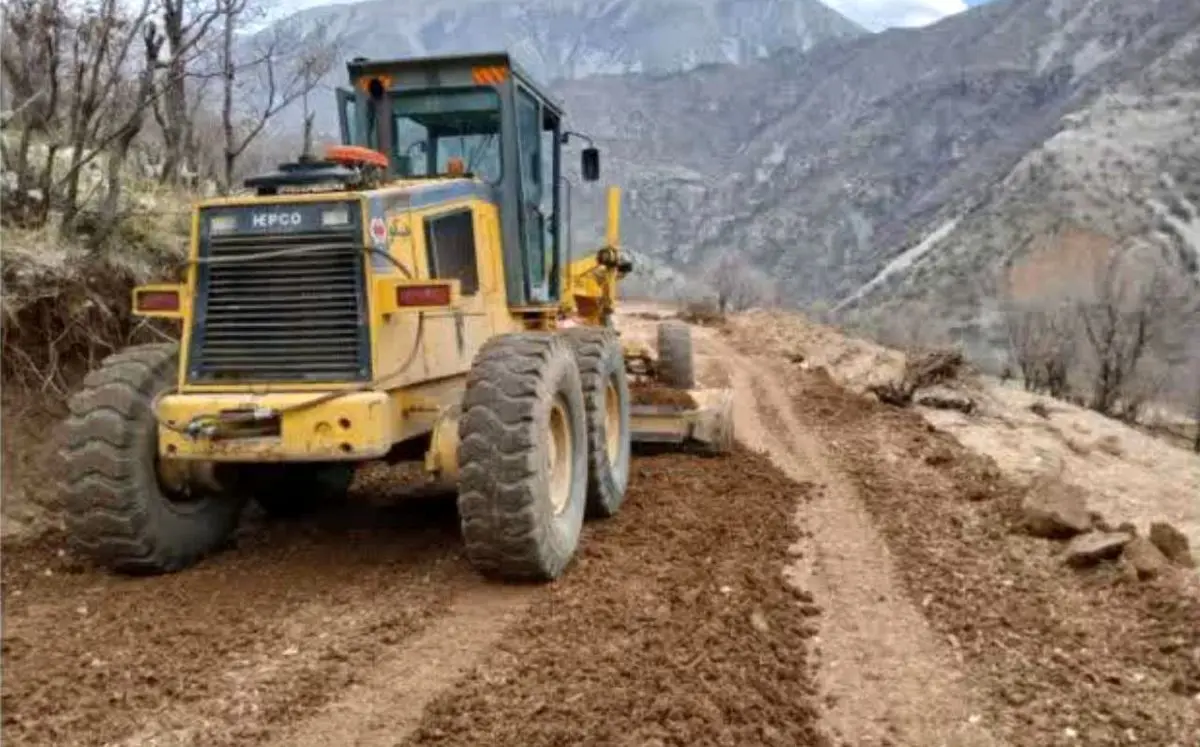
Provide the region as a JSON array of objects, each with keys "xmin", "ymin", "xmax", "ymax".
[
  {"xmin": 1064, "ymin": 531, "xmax": 1134, "ymax": 568},
  {"xmin": 1149, "ymin": 522, "xmax": 1196, "ymax": 568},
  {"xmin": 1121, "ymin": 537, "xmax": 1171, "ymax": 580},
  {"xmin": 1021, "ymin": 479, "xmax": 1093, "ymax": 539},
  {"xmin": 914, "ymin": 386, "xmax": 976, "ymax": 414}
]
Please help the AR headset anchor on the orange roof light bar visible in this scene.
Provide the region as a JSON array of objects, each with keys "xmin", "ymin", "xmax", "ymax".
[
  {"xmin": 325, "ymin": 145, "xmax": 389, "ymax": 169},
  {"xmin": 471, "ymin": 65, "xmax": 509, "ymax": 85}
]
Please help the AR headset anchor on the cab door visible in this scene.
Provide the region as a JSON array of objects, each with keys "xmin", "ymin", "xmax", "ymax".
[{"xmin": 515, "ymin": 86, "xmax": 551, "ymax": 303}]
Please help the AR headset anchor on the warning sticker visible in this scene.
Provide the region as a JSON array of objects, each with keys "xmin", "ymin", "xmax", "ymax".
[{"xmin": 369, "ymin": 217, "xmax": 388, "ymax": 245}]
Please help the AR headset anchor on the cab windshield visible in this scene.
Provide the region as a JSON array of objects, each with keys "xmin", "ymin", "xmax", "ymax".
[{"xmin": 392, "ymin": 88, "xmax": 502, "ymax": 183}]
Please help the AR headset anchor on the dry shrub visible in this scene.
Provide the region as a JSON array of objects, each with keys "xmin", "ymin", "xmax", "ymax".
[
  {"xmin": 2, "ymin": 197, "xmax": 191, "ymax": 401},
  {"xmin": 2, "ymin": 249, "xmax": 181, "ymax": 405},
  {"xmin": 869, "ymin": 348, "xmax": 966, "ymax": 407},
  {"xmin": 1, "ymin": 239, "xmax": 183, "ymax": 538},
  {"xmin": 678, "ymin": 297, "xmax": 725, "ymax": 326}
]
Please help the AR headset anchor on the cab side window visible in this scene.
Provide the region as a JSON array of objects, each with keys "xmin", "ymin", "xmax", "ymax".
[
  {"xmin": 516, "ymin": 87, "xmax": 546, "ymax": 299},
  {"xmin": 424, "ymin": 209, "xmax": 479, "ymax": 296}
]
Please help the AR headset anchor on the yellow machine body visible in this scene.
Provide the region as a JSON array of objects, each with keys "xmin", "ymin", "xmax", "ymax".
[
  {"xmin": 63, "ymin": 49, "xmax": 733, "ymax": 583},
  {"xmin": 138, "ymin": 178, "xmax": 729, "ymax": 468},
  {"xmin": 141, "ymin": 182, "xmax": 541, "ymax": 465},
  {"xmin": 132, "ymin": 53, "xmax": 732, "ymax": 475}
]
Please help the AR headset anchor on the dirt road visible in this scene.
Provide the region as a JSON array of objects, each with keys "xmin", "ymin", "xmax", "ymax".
[
  {"xmin": 3, "ymin": 309, "xmax": 1198, "ymax": 747},
  {"xmin": 1, "ymin": 444, "xmax": 827, "ymax": 746},
  {"xmin": 688, "ymin": 321, "xmax": 1200, "ymax": 747},
  {"xmin": 697, "ymin": 330, "xmax": 999, "ymax": 746}
]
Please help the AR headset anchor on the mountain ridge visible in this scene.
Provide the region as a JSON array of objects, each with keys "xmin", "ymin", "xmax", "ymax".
[
  {"xmin": 547, "ymin": 0, "xmax": 1200, "ymax": 359},
  {"xmin": 273, "ymin": 0, "xmax": 865, "ymax": 115}
]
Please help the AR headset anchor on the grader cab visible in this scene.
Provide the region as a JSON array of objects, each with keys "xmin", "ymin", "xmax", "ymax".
[{"xmin": 61, "ymin": 51, "xmax": 733, "ymax": 582}]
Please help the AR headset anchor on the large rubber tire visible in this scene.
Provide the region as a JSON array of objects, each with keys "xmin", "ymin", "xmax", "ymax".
[
  {"xmin": 236, "ymin": 463, "xmax": 356, "ymax": 519},
  {"xmin": 62, "ymin": 344, "xmax": 247, "ymax": 574},
  {"xmin": 657, "ymin": 320, "xmax": 696, "ymax": 390},
  {"xmin": 563, "ymin": 328, "xmax": 632, "ymax": 518},
  {"xmin": 456, "ymin": 333, "xmax": 589, "ymax": 582}
]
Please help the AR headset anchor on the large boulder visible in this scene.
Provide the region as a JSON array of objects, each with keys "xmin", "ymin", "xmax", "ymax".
[{"xmin": 1021, "ymin": 479, "xmax": 1093, "ymax": 539}]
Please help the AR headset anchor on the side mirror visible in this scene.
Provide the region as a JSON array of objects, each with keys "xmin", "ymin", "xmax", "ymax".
[{"xmin": 581, "ymin": 147, "xmax": 600, "ymax": 182}]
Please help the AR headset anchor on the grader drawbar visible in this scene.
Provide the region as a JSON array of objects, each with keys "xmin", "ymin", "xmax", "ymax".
[{"xmin": 60, "ymin": 50, "xmax": 733, "ymax": 582}]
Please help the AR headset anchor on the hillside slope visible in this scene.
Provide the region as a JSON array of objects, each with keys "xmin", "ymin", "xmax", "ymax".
[{"xmin": 553, "ymin": 0, "xmax": 1200, "ymax": 335}]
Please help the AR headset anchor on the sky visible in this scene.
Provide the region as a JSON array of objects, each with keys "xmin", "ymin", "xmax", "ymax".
[{"xmin": 823, "ymin": 0, "xmax": 989, "ymax": 31}]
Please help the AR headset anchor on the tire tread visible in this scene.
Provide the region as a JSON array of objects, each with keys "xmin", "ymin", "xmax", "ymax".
[
  {"xmin": 456, "ymin": 333, "xmax": 585, "ymax": 581},
  {"xmin": 61, "ymin": 342, "xmax": 243, "ymax": 575}
]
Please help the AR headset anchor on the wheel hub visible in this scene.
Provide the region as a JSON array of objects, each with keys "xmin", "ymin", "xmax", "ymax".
[
  {"xmin": 604, "ymin": 380, "xmax": 621, "ymax": 464},
  {"xmin": 547, "ymin": 396, "xmax": 573, "ymax": 515}
]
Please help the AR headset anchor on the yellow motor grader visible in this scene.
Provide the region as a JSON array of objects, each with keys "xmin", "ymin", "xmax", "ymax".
[{"xmin": 61, "ymin": 51, "xmax": 733, "ymax": 582}]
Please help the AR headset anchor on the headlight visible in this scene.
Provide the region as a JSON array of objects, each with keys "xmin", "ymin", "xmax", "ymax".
[
  {"xmin": 322, "ymin": 208, "xmax": 350, "ymax": 227},
  {"xmin": 209, "ymin": 215, "xmax": 236, "ymax": 234}
]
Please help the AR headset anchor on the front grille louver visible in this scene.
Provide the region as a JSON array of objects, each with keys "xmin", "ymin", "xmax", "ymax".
[{"xmin": 188, "ymin": 214, "xmax": 370, "ymax": 384}]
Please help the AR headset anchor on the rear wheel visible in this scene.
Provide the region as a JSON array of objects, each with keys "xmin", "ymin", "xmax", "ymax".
[
  {"xmin": 456, "ymin": 333, "xmax": 588, "ymax": 582},
  {"xmin": 61, "ymin": 344, "xmax": 247, "ymax": 574},
  {"xmin": 563, "ymin": 327, "xmax": 632, "ymax": 518},
  {"xmin": 657, "ymin": 320, "xmax": 695, "ymax": 389}
]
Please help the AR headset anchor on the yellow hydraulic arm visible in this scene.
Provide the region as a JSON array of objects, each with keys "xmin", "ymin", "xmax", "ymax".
[{"xmin": 562, "ymin": 186, "xmax": 631, "ymax": 326}]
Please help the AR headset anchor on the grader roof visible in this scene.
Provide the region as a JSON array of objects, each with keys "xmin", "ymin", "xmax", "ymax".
[{"xmin": 345, "ymin": 51, "xmax": 564, "ymax": 118}]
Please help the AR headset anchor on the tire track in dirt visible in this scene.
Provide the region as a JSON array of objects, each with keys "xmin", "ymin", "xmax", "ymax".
[
  {"xmin": 0, "ymin": 470, "xmax": 534, "ymax": 747},
  {"xmin": 267, "ymin": 585, "xmax": 530, "ymax": 747},
  {"xmin": 397, "ymin": 448, "xmax": 830, "ymax": 747},
  {"xmin": 775, "ymin": 364, "xmax": 1200, "ymax": 746},
  {"xmin": 696, "ymin": 329, "xmax": 1002, "ymax": 747},
  {"xmin": 703, "ymin": 316, "xmax": 1200, "ymax": 746}
]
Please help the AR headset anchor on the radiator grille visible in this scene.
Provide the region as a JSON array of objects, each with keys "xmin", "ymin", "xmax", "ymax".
[{"xmin": 188, "ymin": 225, "xmax": 370, "ymax": 384}]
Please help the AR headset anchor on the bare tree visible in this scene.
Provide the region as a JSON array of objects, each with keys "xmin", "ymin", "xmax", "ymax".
[
  {"xmin": 2, "ymin": 0, "xmax": 67, "ymax": 223},
  {"xmin": 216, "ymin": 0, "xmax": 341, "ymax": 191},
  {"xmin": 153, "ymin": 0, "xmax": 222, "ymax": 184},
  {"xmin": 1075, "ymin": 247, "xmax": 1173, "ymax": 418},
  {"xmin": 94, "ymin": 21, "xmax": 165, "ymax": 241},
  {"xmin": 706, "ymin": 252, "xmax": 775, "ymax": 314},
  {"xmin": 1003, "ymin": 301, "xmax": 1075, "ymax": 397},
  {"xmin": 1, "ymin": 0, "xmax": 169, "ymax": 240}
]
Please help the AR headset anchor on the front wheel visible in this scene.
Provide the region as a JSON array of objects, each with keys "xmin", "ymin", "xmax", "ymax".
[
  {"xmin": 61, "ymin": 344, "xmax": 247, "ymax": 574},
  {"xmin": 456, "ymin": 333, "xmax": 588, "ymax": 582},
  {"xmin": 657, "ymin": 321, "xmax": 695, "ymax": 390}
]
